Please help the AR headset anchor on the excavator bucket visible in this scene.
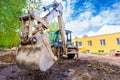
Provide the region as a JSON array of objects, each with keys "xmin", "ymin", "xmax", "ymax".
[{"xmin": 16, "ymin": 33, "xmax": 57, "ymax": 71}]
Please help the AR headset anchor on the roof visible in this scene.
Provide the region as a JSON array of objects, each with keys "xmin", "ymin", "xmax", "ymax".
[
  {"xmin": 96, "ymin": 25, "xmax": 120, "ymax": 36},
  {"xmin": 55, "ymin": 30, "xmax": 72, "ymax": 34}
]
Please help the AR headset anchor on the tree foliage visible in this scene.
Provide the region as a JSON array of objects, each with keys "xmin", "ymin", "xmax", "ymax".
[
  {"xmin": 0, "ymin": 0, "xmax": 26, "ymax": 48},
  {"xmin": 46, "ymin": 21, "xmax": 59, "ymax": 44},
  {"xmin": 23, "ymin": 0, "xmax": 42, "ymax": 14},
  {"xmin": 0, "ymin": 0, "xmax": 42, "ymax": 48},
  {"xmin": 46, "ymin": 21, "xmax": 59, "ymax": 33}
]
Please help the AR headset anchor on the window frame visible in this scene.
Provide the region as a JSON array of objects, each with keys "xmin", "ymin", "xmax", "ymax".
[
  {"xmin": 116, "ymin": 38, "xmax": 120, "ymax": 45},
  {"xmin": 78, "ymin": 41, "xmax": 82, "ymax": 47},
  {"xmin": 88, "ymin": 40, "xmax": 92, "ymax": 46},
  {"xmin": 100, "ymin": 39, "xmax": 106, "ymax": 46},
  {"xmin": 75, "ymin": 41, "xmax": 78, "ymax": 47}
]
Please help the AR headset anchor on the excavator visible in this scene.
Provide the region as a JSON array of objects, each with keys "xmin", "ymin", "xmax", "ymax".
[{"xmin": 16, "ymin": 1, "xmax": 78, "ymax": 72}]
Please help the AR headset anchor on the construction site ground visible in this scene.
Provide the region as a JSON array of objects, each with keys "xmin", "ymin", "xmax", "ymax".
[{"xmin": 0, "ymin": 50, "xmax": 120, "ymax": 80}]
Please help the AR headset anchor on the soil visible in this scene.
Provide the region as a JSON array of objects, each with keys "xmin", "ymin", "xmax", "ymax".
[{"xmin": 0, "ymin": 50, "xmax": 120, "ymax": 80}]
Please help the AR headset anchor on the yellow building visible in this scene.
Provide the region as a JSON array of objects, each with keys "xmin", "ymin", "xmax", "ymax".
[{"xmin": 72, "ymin": 32, "xmax": 120, "ymax": 53}]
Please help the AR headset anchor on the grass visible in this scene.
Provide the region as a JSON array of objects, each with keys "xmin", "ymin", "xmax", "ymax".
[{"xmin": 92, "ymin": 52, "xmax": 108, "ymax": 56}]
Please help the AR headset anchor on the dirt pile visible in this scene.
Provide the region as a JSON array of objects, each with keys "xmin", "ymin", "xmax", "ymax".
[
  {"xmin": 0, "ymin": 58, "xmax": 120, "ymax": 80},
  {"xmin": 0, "ymin": 50, "xmax": 120, "ymax": 80},
  {"xmin": 0, "ymin": 50, "xmax": 16, "ymax": 64}
]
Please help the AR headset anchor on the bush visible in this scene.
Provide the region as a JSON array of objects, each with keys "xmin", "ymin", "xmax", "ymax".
[{"xmin": 93, "ymin": 52, "xmax": 108, "ymax": 56}]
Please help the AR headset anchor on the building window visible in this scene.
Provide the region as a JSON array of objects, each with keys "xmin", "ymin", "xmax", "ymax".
[
  {"xmin": 75, "ymin": 41, "xmax": 78, "ymax": 47},
  {"xmin": 88, "ymin": 40, "xmax": 92, "ymax": 46},
  {"xmin": 78, "ymin": 42, "xmax": 82, "ymax": 46},
  {"xmin": 100, "ymin": 39, "xmax": 106, "ymax": 46},
  {"xmin": 116, "ymin": 38, "xmax": 120, "ymax": 45}
]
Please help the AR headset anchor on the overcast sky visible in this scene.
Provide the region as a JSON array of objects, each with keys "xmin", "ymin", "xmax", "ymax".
[{"xmin": 41, "ymin": 0, "xmax": 120, "ymax": 38}]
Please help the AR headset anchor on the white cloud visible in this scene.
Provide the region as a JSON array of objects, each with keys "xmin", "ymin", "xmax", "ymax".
[
  {"xmin": 79, "ymin": 11, "xmax": 92, "ymax": 20},
  {"xmin": 62, "ymin": 0, "xmax": 78, "ymax": 22},
  {"xmin": 66, "ymin": 20, "xmax": 90, "ymax": 38},
  {"xmin": 66, "ymin": 2, "xmax": 120, "ymax": 38},
  {"xmin": 65, "ymin": 2, "xmax": 95, "ymax": 38},
  {"xmin": 40, "ymin": 0, "xmax": 120, "ymax": 38},
  {"xmin": 85, "ymin": 31, "xmax": 97, "ymax": 36},
  {"xmin": 90, "ymin": 15, "xmax": 102, "ymax": 27}
]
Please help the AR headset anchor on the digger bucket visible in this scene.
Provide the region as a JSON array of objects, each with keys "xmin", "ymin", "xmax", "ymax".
[{"xmin": 16, "ymin": 33, "xmax": 57, "ymax": 71}]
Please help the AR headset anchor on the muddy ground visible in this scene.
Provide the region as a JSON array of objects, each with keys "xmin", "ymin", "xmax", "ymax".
[{"xmin": 0, "ymin": 50, "xmax": 120, "ymax": 80}]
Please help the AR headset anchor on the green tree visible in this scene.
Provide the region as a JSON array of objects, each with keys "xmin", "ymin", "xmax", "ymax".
[
  {"xmin": 0, "ymin": 0, "xmax": 26, "ymax": 48},
  {"xmin": 0, "ymin": 0, "xmax": 42, "ymax": 48},
  {"xmin": 23, "ymin": 0, "xmax": 42, "ymax": 14},
  {"xmin": 46, "ymin": 21, "xmax": 59, "ymax": 43}
]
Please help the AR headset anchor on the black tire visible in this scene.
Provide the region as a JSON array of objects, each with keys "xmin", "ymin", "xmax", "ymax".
[{"xmin": 67, "ymin": 54, "xmax": 75, "ymax": 59}]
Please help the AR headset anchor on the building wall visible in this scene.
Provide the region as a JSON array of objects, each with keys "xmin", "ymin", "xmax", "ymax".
[{"xmin": 72, "ymin": 32, "xmax": 120, "ymax": 53}]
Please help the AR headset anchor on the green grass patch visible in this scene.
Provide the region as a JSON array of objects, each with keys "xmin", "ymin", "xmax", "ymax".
[{"xmin": 92, "ymin": 52, "xmax": 108, "ymax": 56}]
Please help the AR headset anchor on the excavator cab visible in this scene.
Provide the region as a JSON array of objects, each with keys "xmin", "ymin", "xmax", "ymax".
[
  {"xmin": 54, "ymin": 30, "xmax": 72, "ymax": 43},
  {"xmin": 51, "ymin": 30, "xmax": 78, "ymax": 58}
]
